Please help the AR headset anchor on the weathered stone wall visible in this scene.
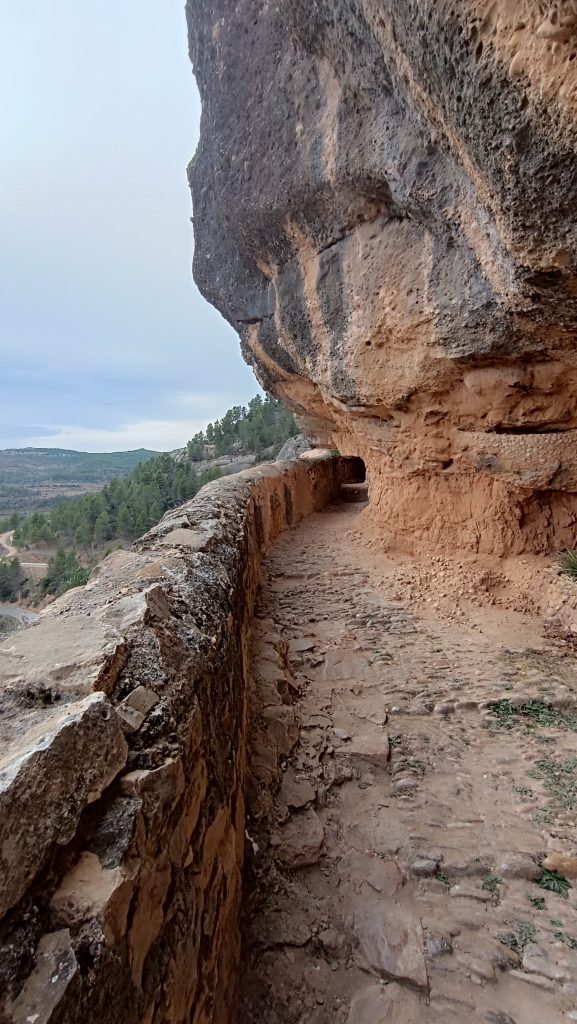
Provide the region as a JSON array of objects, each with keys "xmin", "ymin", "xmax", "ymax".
[
  {"xmin": 0, "ymin": 456, "xmax": 341, "ymax": 1024},
  {"xmin": 187, "ymin": 0, "xmax": 577, "ymax": 554}
]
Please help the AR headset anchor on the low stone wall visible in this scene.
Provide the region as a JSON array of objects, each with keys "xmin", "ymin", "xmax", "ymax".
[{"xmin": 0, "ymin": 455, "xmax": 341, "ymax": 1024}]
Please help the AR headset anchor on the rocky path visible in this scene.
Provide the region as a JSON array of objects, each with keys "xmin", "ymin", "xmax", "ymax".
[{"xmin": 241, "ymin": 500, "xmax": 577, "ymax": 1024}]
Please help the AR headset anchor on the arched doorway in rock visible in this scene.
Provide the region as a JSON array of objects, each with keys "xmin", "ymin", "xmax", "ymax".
[{"xmin": 338, "ymin": 456, "xmax": 368, "ymax": 503}]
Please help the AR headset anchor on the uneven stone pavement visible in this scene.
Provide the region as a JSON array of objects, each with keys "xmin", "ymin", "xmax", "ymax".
[{"xmin": 241, "ymin": 500, "xmax": 577, "ymax": 1023}]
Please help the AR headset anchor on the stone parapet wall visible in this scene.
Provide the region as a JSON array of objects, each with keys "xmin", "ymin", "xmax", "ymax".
[{"xmin": 0, "ymin": 455, "xmax": 341, "ymax": 1024}]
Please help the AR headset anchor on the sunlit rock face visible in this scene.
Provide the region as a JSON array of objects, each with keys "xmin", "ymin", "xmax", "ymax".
[{"xmin": 187, "ymin": 1, "xmax": 577, "ymax": 553}]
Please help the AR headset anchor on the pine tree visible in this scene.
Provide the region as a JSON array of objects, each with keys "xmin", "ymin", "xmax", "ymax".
[{"xmin": 117, "ymin": 503, "xmax": 134, "ymax": 540}]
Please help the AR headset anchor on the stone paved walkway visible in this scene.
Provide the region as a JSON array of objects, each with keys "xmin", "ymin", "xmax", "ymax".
[{"xmin": 241, "ymin": 500, "xmax": 577, "ymax": 1023}]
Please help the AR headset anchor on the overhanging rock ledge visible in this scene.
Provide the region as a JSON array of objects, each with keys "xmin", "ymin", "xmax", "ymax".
[{"xmin": 188, "ymin": 0, "xmax": 577, "ymax": 554}]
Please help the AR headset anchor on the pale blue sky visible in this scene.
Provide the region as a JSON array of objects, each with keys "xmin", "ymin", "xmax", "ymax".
[{"xmin": 0, "ymin": 1, "xmax": 257, "ymax": 451}]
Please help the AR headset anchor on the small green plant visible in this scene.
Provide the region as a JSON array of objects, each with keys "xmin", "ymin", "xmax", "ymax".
[
  {"xmin": 532, "ymin": 808, "xmax": 554, "ymax": 825},
  {"xmin": 554, "ymin": 930, "xmax": 577, "ymax": 949},
  {"xmin": 549, "ymin": 918, "xmax": 563, "ymax": 927},
  {"xmin": 514, "ymin": 785, "xmax": 533, "ymax": 798},
  {"xmin": 522, "ymin": 700, "xmax": 565, "ymax": 727},
  {"xmin": 527, "ymin": 895, "xmax": 546, "ymax": 910},
  {"xmin": 484, "ymin": 700, "xmax": 517, "ymax": 730},
  {"xmin": 437, "ymin": 870, "xmax": 450, "ymax": 886},
  {"xmin": 396, "ymin": 757, "xmax": 426, "ymax": 777},
  {"xmin": 498, "ymin": 920, "xmax": 537, "ymax": 954},
  {"xmin": 560, "ymin": 549, "xmax": 577, "ymax": 578},
  {"xmin": 538, "ymin": 869, "xmax": 572, "ymax": 899},
  {"xmin": 482, "ymin": 874, "xmax": 503, "ymax": 898},
  {"xmin": 529, "ymin": 758, "xmax": 577, "ymax": 810},
  {"xmin": 485, "ymin": 699, "xmax": 577, "ymax": 733}
]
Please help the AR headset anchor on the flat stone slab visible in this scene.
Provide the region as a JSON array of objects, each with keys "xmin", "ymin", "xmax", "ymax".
[
  {"xmin": 0, "ymin": 693, "xmax": 127, "ymax": 918},
  {"xmin": 10, "ymin": 929, "xmax": 78, "ymax": 1024},
  {"xmin": 51, "ymin": 851, "xmax": 135, "ymax": 947},
  {"xmin": 280, "ymin": 769, "xmax": 316, "ymax": 809},
  {"xmin": 354, "ymin": 901, "xmax": 428, "ymax": 990},
  {"xmin": 0, "ymin": 615, "xmax": 126, "ymax": 697},
  {"xmin": 347, "ymin": 982, "xmax": 422, "ymax": 1023},
  {"xmin": 275, "ymin": 809, "xmax": 325, "ymax": 869},
  {"xmin": 335, "ymin": 732, "xmax": 390, "ymax": 770},
  {"xmin": 338, "ymin": 850, "xmax": 404, "ymax": 897}
]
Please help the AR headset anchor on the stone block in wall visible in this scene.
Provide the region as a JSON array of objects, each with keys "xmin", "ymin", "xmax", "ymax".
[
  {"xmin": 50, "ymin": 851, "xmax": 136, "ymax": 948},
  {"xmin": 0, "ymin": 692, "xmax": 128, "ymax": 920},
  {"xmin": 0, "ymin": 615, "xmax": 126, "ymax": 695},
  {"xmin": 8, "ymin": 930, "xmax": 78, "ymax": 1024}
]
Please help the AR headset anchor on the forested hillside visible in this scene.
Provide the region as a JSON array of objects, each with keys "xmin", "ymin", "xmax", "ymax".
[
  {"xmin": 0, "ymin": 447, "xmax": 156, "ymax": 516},
  {"xmin": 0, "ymin": 558, "xmax": 24, "ymax": 601},
  {"xmin": 1, "ymin": 395, "xmax": 297, "ymax": 557},
  {"xmin": 185, "ymin": 394, "xmax": 297, "ymax": 460},
  {"xmin": 7, "ymin": 457, "xmax": 220, "ymax": 550}
]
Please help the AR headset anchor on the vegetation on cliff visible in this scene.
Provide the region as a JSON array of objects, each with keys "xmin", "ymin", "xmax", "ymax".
[
  {"xmin": 185, "ymin": 394, "xmax": 297, "ymax": 460},
  {"xmin": 40, "ymin": 549, "xmax": 91, "ymax": 596}
]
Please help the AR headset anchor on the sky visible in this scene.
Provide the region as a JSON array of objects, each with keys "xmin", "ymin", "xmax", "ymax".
[{"xmin": 0, "ymin": 1, "xmax": 258, "ymax": 452}]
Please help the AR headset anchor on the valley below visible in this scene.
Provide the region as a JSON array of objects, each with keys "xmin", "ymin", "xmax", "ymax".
[{"xmin": 0, "ymin": 447, "xmax": 157, "ymax": 518}]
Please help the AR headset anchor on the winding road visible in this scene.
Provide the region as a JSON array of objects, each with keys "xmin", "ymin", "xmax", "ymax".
[
  {"xmin": 0, "ymin": 531, "xmax": 43, "ymax": 628},
  {"xmin": 0, "ymin": 530, "xmax": 48, "ymax": 579},
  {"xmin": 0, "ymin": 603, "xmax": 38, "ymax": 626},
  {"xmin": 0, "ymin": 530, "xmax": 18, "ymax": 558}
]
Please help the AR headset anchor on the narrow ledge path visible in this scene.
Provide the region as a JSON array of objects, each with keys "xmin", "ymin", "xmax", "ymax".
[{"xmin": 241, "ymin": 500, "xmax": 577, "ymax": 1024}]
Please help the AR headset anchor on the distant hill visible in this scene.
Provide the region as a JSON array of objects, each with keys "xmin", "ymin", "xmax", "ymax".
[
  {"xmin": 2, "ymin": 397, "xmax": 298, "ymax": 575},
  {"xmin": 0, "ymin": 447, "xmax": 157, "ymax": 516}
]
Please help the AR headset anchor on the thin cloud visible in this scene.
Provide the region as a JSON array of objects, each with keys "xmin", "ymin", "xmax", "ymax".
[
  {"xmin": 0, "ymin": 2, "xmax": 258, "ymax": 453},
  {"xmin": 11, "ymin": 418, "xmax": 216, "ymax": 454}
]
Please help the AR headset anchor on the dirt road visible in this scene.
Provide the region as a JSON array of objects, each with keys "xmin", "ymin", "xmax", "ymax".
[
  {"xmin": 0, "ymin": 531, "xmax": 18, "ymax": 558},
  {"xmin": 0, "ymin": 531, "xmax": 48, "ymax": 579},
  {"xmin": 242, "ymin": 500, "xmax": 577, "ymax": 1023},
  {"xmin": 0, "ymin": 604, "xmax": 38, "ymax": 627}
]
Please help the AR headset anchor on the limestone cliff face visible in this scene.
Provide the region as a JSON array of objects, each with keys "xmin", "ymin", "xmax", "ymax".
[{"xmin": 187, "ymin": 1, "xmax": 577, "ymax": 554}]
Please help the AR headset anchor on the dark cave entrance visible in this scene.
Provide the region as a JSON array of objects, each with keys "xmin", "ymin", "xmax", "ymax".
[{"xmin": 338, "ymin": 456, "xmax": 368, "ymax": 503}]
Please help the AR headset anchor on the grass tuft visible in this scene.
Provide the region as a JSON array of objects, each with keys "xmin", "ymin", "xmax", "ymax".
[
  {"xmin": 559, "ymin": 549, "xmax": 577, "ymax": 578},
  {"xmin": 529, "ymin": 758, "xmax": 577, "ymax": 810},
  {"xmin": 554, "ymin": 930, "xmax": 577, "ymax": 949},
  {"xmin": 485, "ymin": 699, "xmax": 577, "ymax": 733}
]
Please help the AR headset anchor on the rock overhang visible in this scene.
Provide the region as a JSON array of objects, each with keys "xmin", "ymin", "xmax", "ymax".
[{"xmin": 187, "ymin": 0, "xmax": 577, "ymax": 553}]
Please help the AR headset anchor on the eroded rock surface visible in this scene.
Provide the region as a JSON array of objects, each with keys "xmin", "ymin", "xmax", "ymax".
[{"xmin": 188, "ymin": 0, "xmax": 577, "ymax": 553}]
